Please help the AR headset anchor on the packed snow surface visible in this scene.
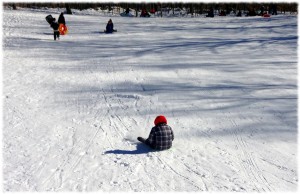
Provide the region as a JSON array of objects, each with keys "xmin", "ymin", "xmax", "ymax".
[{"xmin": 2, "ymin": 8, "xmax": 298, "ymax": 192}]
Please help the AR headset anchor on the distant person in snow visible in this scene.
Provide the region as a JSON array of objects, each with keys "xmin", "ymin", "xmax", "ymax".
[
  {"xmin": 140, "ymin": 8, "xmax": 150, "ymax": 17},
  {"xmin": 206, "ymin": 7, "xmax": 214, "ymax": 17},
  {"xmin": 50, "ymin": 18, "xmax": 60, "ymax": 40},
  {"xmin": 246, "ymin": 9, "xmax": 257, "ymax": 17},
  {"xmin": 105, "ymin": 19, "xmax": 115, "ymax": 33},
  {"xmin": 137, "ymin": 115, "xmax": 174, "ymax": 150},
  {"xmin": 58, "ymin": 12, "xmax": 66, "ymax": 25},
  {"xmin": 260, "ymin": 5, "xmax": 265, "ymax": 16}
]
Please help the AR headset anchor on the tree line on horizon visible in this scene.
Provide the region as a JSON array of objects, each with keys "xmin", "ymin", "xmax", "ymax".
[{"xmin": 5, "ymin": 2, "xmax": 298, "ymax": 16}]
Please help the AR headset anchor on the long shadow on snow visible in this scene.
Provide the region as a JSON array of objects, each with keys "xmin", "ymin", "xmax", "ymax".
[
  {"xmin": 134, "ymin": 35, "xmax": 297, "ymax": 57},
  {"xmin": 104, "ymin": 143, "xmax": 156, "ymax": 155},
  {"xmin": 54, "ymin": 80, "xmax": 297, "ymax": 119}
]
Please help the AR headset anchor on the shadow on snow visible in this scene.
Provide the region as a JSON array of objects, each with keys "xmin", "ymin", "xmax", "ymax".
[{"xmin": 104, "ymin": 143, "xmax": 156, "ymax": 155}]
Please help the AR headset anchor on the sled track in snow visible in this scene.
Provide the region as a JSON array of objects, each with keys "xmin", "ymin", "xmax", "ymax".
[
  {"xmin": 230, "ymin": 119, "xmax": 272, "ymax": 191},
  {"xmin": 191, "ymin": 86, "xmax": 274, "ymax": 191},
  {"xmin": 40, "ymin": 126, "xmax": 102, "ymax": 191},
  {"xmin": 156, "ymin": 154, "xmax": 208, "ymax": 191}
]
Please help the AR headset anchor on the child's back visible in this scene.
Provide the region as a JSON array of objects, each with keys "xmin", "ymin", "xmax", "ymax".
[
  {"xmin": 138, "ymin": 115, "xmax": 174, "ymax": 150},
  {"xmin": 150, "ymin": 123, "xmax": 174, "ymax": 150}
]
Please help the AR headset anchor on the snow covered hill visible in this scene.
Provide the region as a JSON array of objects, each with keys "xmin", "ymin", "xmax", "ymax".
[{"xmin": 2, "ymin": 8, "xmax": 298, "ymax": 192}]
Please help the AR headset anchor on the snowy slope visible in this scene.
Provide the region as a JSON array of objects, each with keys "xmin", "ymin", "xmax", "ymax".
[{"xmin": 2, "ymin": 8, "xmax": 298, "ymax": 192}]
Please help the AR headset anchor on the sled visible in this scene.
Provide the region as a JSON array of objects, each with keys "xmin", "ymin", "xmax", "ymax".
[
  {"xmin": 59, "ymin": 24, "xmax": 68, "ymax": 35},
  {"xmin": 140, "ymin": 15, "xmax": 151, "ymax": 17},
  {"xmin": 104, "ymin": 29, "xmax": 117, "ymax": 33},
  {"xmin": 120, "ymin": 12, "xmax": 134, "ymax": 17},
  {"xmin": 45, "ymin": 15, "xmax": 55, "ymax": 25}
]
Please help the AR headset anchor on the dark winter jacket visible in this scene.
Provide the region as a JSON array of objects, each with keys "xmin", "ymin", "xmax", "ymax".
[
  {"xmin": 146, "ymin": 123, "xmax": 174, "ymax": 150},
  {"xmin": 51, "ymin": 22, "xmax": 59, "ymax": 31},
  {"xmin": 58, "ymin": 13, "xmax": 65, "ymax": 25},
  {"xmin": 106, "ymin": 23, "xmax": 114, "ymax": 33}
]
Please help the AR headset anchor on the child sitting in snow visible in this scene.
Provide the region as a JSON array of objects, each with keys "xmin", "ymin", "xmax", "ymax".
[
  {"xmin": 138, "ymin": 115, "xmax": 174, "ymax": 150},
  {"xmin": 105, "ymin": 19, "xmax": 115, "ymax": 33}
]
